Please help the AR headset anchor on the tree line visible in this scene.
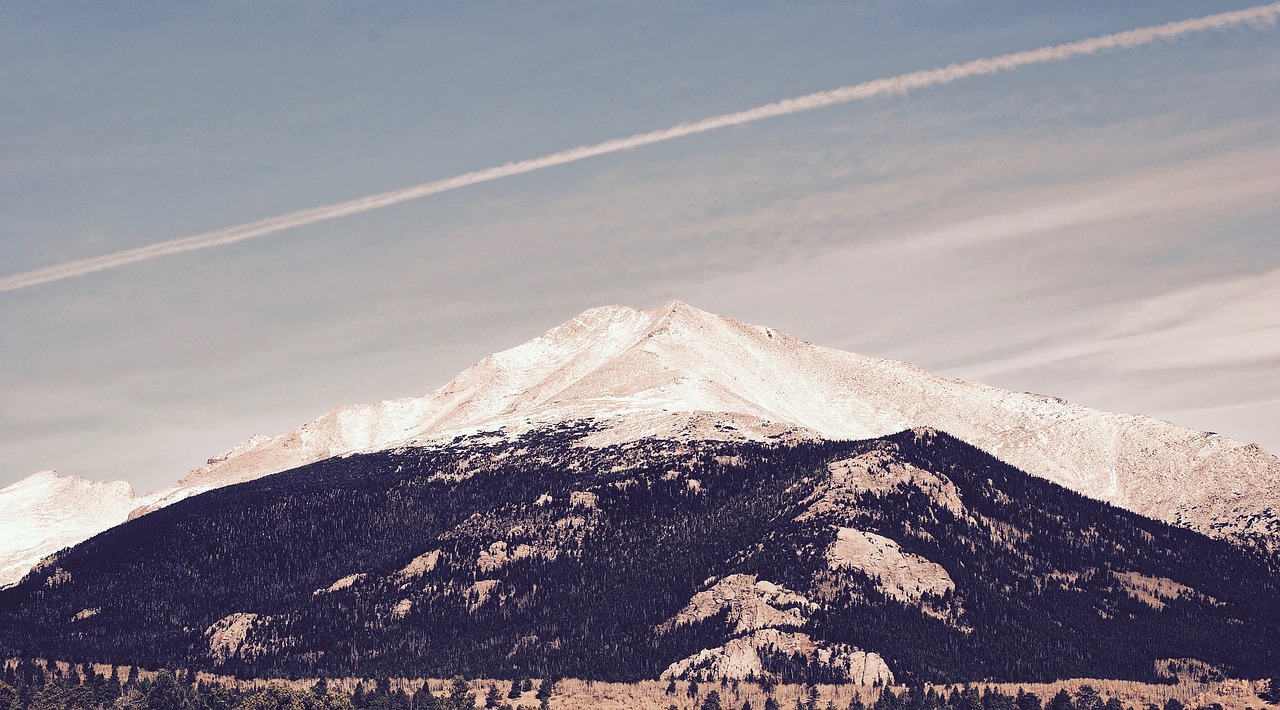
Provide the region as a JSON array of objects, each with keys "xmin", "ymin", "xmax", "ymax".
[{"xmin": 0, "ymin": 660, "xmax": 556, "ymax": 710}]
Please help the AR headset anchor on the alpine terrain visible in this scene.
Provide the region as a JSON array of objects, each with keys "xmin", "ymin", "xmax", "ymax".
[{"xmin": 2, "ymin": 302, "xmax": 1278, "ymax": 685}]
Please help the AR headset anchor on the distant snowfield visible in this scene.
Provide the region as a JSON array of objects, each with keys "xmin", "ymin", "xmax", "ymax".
[
  {"xmin": 0, "ymin": 472, "xmax": 137, "ymax": 586},
  {"xmin": 4, "ymin": 301, "xmax": 1278, "ymax": 586}
]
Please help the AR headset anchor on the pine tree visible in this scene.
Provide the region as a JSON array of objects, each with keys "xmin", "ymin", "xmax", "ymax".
[
  {"xmin": 145, "ymin": 670, "xmax": 187, "ymax": 710},
  {"xmin": 507, "ymin": 679, "xmax": 521, "ymax": 700},
  {"xmin": 1047, "ymin": 691, "xmax": 1074, "ymax": 710},
  {"xmin": 1016, "ymin": 690, "xmax": 1041, "ymax": 710},
  {"xmin": 443, "ymin": 677, "xmax": 474, "ymax": 710},
  {"xmin": 1074, "ymin": 686, "xmax": 1101, "ymax": 710}
]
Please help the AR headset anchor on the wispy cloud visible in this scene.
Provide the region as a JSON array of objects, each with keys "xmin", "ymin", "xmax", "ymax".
[{"xmin": 3, "ymin": 2, "xmax": 1278, "ymax": 293}]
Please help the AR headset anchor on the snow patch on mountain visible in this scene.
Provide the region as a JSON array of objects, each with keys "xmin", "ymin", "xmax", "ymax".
[{"xmin": 0, "ymin": 471, "xmax": 137, "ymax": 587}]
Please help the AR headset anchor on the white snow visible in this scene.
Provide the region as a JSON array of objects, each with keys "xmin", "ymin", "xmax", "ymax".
[
  {"xmin": 164, "ymin": 300, "xmax": 1272, "ymax": 541},
  {"xmin": 0, "ymin": 471, "xmax": 137, "ymax": 587},
  {"xmin": 9, "ymin": 301, "xmax": 1280, "ymax": 585}
]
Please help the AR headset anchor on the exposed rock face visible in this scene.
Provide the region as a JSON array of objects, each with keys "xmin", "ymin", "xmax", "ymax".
[
  {"xmin": 809, "ymin": 449, "xmax": 967, "ymax": 519},
  {"xmin": 658, "ymin": 574, "xmax": 891, "ymax": 684},
  {"xmin": 477, "ymin": 541, "xmax": 540, "ymax": 573},
  {"xmin": 396, "ymin": 549, "xmax": 441, "ymax": 579},
  {"xmin": 826, "ymin": 527, "xmax": 955, "ymax": 603},
  {"xmin": 659, "ymin": 574, "xmax": 815, "ymax": 635},
  {"xmin": 313, "ymin": 573, "xmax": 364, "ymax": 596},
  {"xmin": 661, "ymin": 628, "xmax": 893, "ymax": 685},
  {"xmin": 206, "ymin": 612, "xmax": 259, "ymax": 665}
]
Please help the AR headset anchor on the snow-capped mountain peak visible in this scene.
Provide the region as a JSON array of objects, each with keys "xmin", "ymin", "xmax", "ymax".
[
  {"xmin": 5, "ymin": 301, "xmax": 1278, "ymax": 586},
  {"xmin": 155, "ymin": 301, "xmax": 1276, "ymax": 545}
]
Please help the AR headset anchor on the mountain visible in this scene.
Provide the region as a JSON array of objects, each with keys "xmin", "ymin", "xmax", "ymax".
[
  {"xmin": 0, "ymin": 472, "xmax": 136, "ymax": 587},
  {"xmin": 4, "ymin": 301, "xmax": 1277, "ymax": 588},
  {"xmin": 109, "ymin": 301, "xmax": 1280, "ymax": 539},
  {"xmin": 2, "ymin": 427, "xmax": 1277, "ymax": 684}
]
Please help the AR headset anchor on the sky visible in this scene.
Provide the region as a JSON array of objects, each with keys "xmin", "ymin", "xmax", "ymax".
[{"xmin": 2, "ymin": 1, "xmax": 1278, "ymax": 493}]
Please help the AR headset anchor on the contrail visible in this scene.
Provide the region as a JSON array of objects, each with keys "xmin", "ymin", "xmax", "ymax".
[{"xmin": 4, "ymin": 3, "xmax": 1278, "ymax": 293}]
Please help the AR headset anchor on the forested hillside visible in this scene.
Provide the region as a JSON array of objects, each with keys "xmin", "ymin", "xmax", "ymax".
[{"xmin": 2, "ymin": 426, "xmax": 1277, "ymax": 683}]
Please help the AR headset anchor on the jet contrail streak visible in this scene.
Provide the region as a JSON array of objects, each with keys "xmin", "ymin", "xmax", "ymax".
[{"xmin": 4, "ymin": 3, "xmax": 1278, "ymax": 293}]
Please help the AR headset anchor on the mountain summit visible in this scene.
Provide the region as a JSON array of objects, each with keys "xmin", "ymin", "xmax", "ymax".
[
  {"xmin": 3, "ymin": 301, "xmax": 1277, "ymax": 586},
  {"xmin": 161, "ymin": 300, "xmax": 1280, "ymax": 541}
]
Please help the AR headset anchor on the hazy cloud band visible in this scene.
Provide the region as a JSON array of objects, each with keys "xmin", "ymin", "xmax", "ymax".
[{"xmin": 4, "ymin": 2, "xmax": 1278, "ymax": 293}]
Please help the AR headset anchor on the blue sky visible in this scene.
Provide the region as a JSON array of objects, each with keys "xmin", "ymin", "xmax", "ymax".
[{"xmin": 2, "ymin": 1, "xmax": 1278, "ymax": 491}]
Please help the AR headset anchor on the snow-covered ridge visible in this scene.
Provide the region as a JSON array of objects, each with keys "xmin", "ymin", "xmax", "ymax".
[
  {"xmin": 0, "ymin": 471, "xmax": 137, "ymax": 587},
  {"xmin": 5, "ymin": 300, "xmax": 1278, "ymax": 586},
  {"xmin": 175, "ymin": 300, "xmax": 1273, "ymax": 540}
]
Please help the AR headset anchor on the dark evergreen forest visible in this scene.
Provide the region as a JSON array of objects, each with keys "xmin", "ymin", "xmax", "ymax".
[{"xmin": 1, "ymin": 426, "xmax": 1277, "ymax": 683}]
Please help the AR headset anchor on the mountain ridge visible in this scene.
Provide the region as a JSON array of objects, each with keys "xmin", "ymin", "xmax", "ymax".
[
  {"xmin": 147, "ymin": 300, "xmax": 1280, "ymax": 539},
  {"xmin": 3, "ymin": 300, "xmax": 1277, "ymax": 587}
]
